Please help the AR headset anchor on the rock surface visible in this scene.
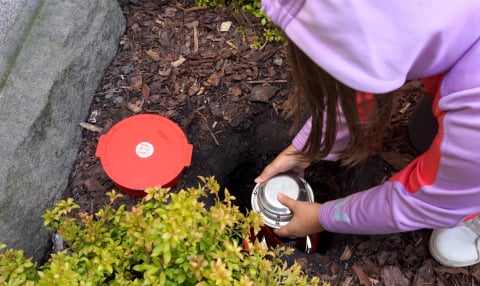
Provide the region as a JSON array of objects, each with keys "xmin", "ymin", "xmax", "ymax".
[{"xmin": 0, "ymin": 0, "xmax": 125, "ymax": 261}]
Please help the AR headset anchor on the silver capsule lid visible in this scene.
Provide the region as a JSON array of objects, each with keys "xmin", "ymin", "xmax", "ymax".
[{"xmin": 251, "ymin": 173, "xmax": 314, "ymax": 228}]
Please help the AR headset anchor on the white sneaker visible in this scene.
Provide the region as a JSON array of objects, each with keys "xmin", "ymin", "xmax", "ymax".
[{"xmin": 429, "ymin": 217, "xmax": 480, "ymax": 267}]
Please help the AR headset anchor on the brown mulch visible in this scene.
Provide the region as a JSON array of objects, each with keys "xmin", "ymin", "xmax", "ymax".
[{"xmin": 62, "ymin": 0, "xmax": 480, "ymax": 284}]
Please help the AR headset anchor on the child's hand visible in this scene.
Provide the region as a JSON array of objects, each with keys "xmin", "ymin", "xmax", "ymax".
[
  {"xmin": 255, "ymin": 144, "xmax": 311, "ymax": 184},
  {"xmin": 273, "ymin": 193, "xmax": 324, "ymax": 238}
]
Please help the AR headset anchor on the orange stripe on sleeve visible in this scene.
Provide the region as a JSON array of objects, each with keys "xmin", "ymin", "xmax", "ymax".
[{"xmin": 389, "ymin": 75, "xmax": 445, "ymax": 193}]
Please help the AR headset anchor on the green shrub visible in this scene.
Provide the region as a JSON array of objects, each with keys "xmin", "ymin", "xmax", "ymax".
[
  {"xmin": 1, "ymin": 176, "xmax": 320, "ymax": 285},
  {"xmin": 196, "ymin": 0, "xmax": 284, "ymax": 47},
  {"xmin": 0, "ymin": 244, "xmax": 38, "ymax": 285}
]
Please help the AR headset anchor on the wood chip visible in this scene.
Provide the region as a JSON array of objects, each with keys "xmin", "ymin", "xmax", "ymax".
[
  {"xmin": 381, "ymin": 266, "xmax": 409, "ymax": 286},
  {"xmin": 339, "ymin": 276, "xmax": 354, "ymax": 286},
  {"xmin": 227, "ymin": 86, "xmax": 242, "ymax": 97},
  {"xmin": 128, "ymin": 74, "xmax": 143, "ymax": 91},
  {"xmin": 126, "ymin": 99, "xmax": 144, "ymax": 113},
  {"xmin": 84, "ymin": 177, "xmax": 102, "ymax": 192},
  {"xmin": 79, "ymin": 122, "xmax": 103, "ymax": 133},
  {"xmin": 146, "ymin": 49, "xmax": 160, "ymax": 61},
  {"xmin": 171, "ymin": 55, "xmax": 186, "ymax": 68},
  {"xmin": 399, "ymin": 102, "xmax": 412, "ymax": 114},
  {"xmin": 219, "ymin": 21, "xmax": 232, "ymax": 32},
  {"xmin": 352, "ymin": 264, "xmax": 371, "ymax": 286},
  {"xmin": 249, "ymin": 85, "xmax": 279, "ymax": 102},
  {"xmin": 142, "ymin": 84, "xmax": 150, "ymax": 101},
  {"xmin": 205, "ymin": 72, "xmax": 221, "ymax": 87},
  {"xmin": 225, "ymin": 40, "xmax": 238, "ymax": 49},
  {"xmin": 412, "ymin": 259, "xmax": 436, "ymax": 285},
  {"xmin": 339, "ymin": 246, "xmax": 352, "ymax": 261},
  {"xmin": 361, "ymin": 257, "xmax": 380, "ymax": 275}
]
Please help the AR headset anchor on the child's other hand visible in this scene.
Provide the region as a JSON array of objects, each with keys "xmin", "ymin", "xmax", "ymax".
[
  {"xmin": 273, "ymin": 193, "xmax": 324, "ymax": 238},
  {"xmin": 254, "ymin": 144, "xmax": 311, "ymax": 184}
]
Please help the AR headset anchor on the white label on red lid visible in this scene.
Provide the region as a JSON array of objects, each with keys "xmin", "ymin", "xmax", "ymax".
[{"xmin": 135, "ymin": 142, "xmax": 154, "ymax": 158}]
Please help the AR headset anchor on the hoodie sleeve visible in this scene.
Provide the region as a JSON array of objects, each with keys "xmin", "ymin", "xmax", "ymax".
[{"xmin": 319, "ymin": 43, "xmax": 480, "ymax": 233}]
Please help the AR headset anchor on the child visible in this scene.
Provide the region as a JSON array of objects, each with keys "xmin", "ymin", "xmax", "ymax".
[{"xmin": 255, "ymin": 0, "xmax": 480, "ymax": 267}]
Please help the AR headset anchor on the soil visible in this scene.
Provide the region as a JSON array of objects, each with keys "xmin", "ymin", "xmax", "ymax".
[{"xmin": 62, "ymin": 0, "xmax": 480, "ymax": 285}]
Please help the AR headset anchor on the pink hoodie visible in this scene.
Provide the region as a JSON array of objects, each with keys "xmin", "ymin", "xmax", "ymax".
[{"xmin": 262, "ymin": 0, "xmax": 480, "ymax": 234}]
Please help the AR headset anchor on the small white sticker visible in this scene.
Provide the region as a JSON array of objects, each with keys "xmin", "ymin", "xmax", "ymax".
[{"xmin": 135, "ymin": 142, "xmax": 154, "ymax": 158}]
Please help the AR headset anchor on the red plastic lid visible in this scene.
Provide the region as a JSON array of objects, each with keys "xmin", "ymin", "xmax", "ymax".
[{"xmin": 95, "ymin": 114, "xmax": 193, "ymax": 193}]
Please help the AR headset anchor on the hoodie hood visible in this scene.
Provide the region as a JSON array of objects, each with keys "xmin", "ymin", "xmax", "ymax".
[{"xmin": 262, "ymin": 0, "xmax": 480, "ymax": 93}]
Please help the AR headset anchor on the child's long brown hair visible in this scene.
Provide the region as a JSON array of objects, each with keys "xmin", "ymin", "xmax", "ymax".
[{"xmin": 285, "ymin": 41, "xmax": 398, "ymax": 166}]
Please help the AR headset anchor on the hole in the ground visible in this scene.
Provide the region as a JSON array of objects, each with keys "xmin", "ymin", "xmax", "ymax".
[
  {"xmin": 224, "ymin": 156, "xmax": 337, "ymax": 254},
  {"xmin": 224, "ymin": 159, "xmax": 262, "ymax": 214}
]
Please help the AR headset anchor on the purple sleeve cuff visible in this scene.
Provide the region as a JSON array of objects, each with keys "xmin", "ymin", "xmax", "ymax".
[
  {"xmin": 318, "ymin": 181, "xmax": 471, "ymax": 234},
  {"xmin": 292, "ymin": 118, "xmax": 311, "ymax": 151}
]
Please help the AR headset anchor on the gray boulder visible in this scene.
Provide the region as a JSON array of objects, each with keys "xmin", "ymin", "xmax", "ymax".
[{"xmin": 0, "ymin": 0, "xmax": 125, "ymax": 261}]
